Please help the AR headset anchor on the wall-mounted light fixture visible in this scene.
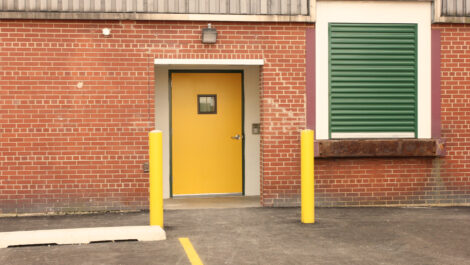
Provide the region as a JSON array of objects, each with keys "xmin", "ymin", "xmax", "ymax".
[
  {"xmin": 102, "ymin": 28, "xmax": 111, "ymax": 37},
  {"xmin": 201, "ymin": 23, "xmax": 217, "ymax": 44}
]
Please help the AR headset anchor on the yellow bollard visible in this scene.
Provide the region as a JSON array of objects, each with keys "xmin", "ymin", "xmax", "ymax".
[
  {"xmin": 149, "ymin": 130, "xmax": 163, "ymax": 227},
  {"xmin": 301, "ymin": 129, "xmax": 315, "ymax": 223}
]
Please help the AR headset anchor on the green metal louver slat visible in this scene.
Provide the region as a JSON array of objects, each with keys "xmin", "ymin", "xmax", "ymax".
[{"xmin": 329, "ymin": 23, "xmax": 417, "ymax": 137}]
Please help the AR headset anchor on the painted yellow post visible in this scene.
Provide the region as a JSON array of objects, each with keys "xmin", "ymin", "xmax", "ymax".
[
  {"xmin": 301, "ymin": 129, "xmax": 315, "ymax": 224},
  {"xmin": 149, "ymin": 130, "xmax": 163, "ymax": 227}
]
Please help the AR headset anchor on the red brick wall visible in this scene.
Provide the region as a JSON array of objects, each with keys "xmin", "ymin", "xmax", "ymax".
[
  {"xmin": 1, "ymin": 20, "xmax": 469, "ymax": 214},
  {"xmin": 0, "ymin": 19, "xmax": 310, "ymax": 213},
  {"xmin": 0, "ymin": 20, "xmax": 156, "ymax": 213},
  {"xmin": 432, "ymin": 24, "xmax": 470, "ymax": 205}
]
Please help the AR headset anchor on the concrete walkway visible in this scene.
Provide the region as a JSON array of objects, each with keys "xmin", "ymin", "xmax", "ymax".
[{"xmin": 0, "ymin": 206, "xmax": 469, "ymax": 265}]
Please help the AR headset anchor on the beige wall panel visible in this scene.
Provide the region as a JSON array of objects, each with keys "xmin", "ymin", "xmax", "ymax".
[
  {"xmin": 219, "ymin": 0, "xmax": 227, "ymax": 13},
  {"xmin": 83, "ymin": 0, "xmax": 91, "ymax": 11},
  {"xmin": 260, "ymin": 0, "xmax": 267, "ymax": 14},
  {"xmin": 19, "ymin": 0, "xmax": 26, "ymax": 9},
  {"xmin": 103, "ymin": 0, "xmax": 110, "ymax": 11},
  {"xmin": 137, "ymin": 0, "xmax": 144, "ymax": 12},
  {"xmin": 156, "ymin": 0, "xmax": 164, "ymax": 12},
  {"xmin": 113, "ymin": 0, "xmax": 121, "ymax": 12},
  {"xmin": 199, "ymin": 0, "xmax": 207, "ymax": 13},
  {"xmin": 188, "ymin": 0, "xmax": 197, "ymax": 13},
  {"xmin": 301, "ymin": 0, "xmax": 307, "ymax": 14},
  {"xmin": 29, "ymin": 0, "xmax": 37, "ymax": 10},
  {"xmin": 467, "ymin": 0, "xmax": 470, "ymax": 15},
  {"xmin": 94, "ymin": 0, "xmax": 101, "ymax": 11},
  {"xmin": 240, "ymin": 0, "xmax": 247, "ymax": 14},
  {"xmin": 151, "ymin": 0, "xmax": 157, "ymax": 12},
  {"xmin": 39, "ymin": 0, "xmax": 46, "ymax": 10},
  {"xmin": 178, "ymin": 0, "xmax": 185, "ymax": 13},
  {"xmin": 167, "ymin": 0, "xmax": 176, "ymax": 12},
  {"xmin": 270, "ymin": 0, "xmax": 281, "ymax": 14},
  {"xmin": 291, "ymin": 0, "xmax": 299, "ymax": 15},
  {"xmin": 251, "ymin": 0, "xmax": 260, "ymax": 14},
  {"xmin": 440, "ymin": 0, "xmax": 470, "ymax": 16},
  {"xmin": 0, "ymin": 0, "xmax": 310, "ymax": 16},
  {"xmin": 230, "ymin": 0, "xmax": 239, "ymax": 14},
  {"xmin": 281, "ymin": 0, "xmax": 288, "ymax": 14},
  {"xmin": 198, "ymin": 0, "xmax": 202, "ymax": 13},
  {"xmin": 447, "ymin": 0, "xmax": 456, "ymax": 15},
  {"xmin": 209, "ymin": 0, "xmax": 219, "ymax": 13}
]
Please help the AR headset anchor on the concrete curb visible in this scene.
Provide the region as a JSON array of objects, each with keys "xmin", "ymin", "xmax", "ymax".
[{"xmin": 0, "ymin": 226, "xmax": 166, "ymax": 248}]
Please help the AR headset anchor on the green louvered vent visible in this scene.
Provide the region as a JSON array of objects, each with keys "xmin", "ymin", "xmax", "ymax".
[{"xmin": 329, "ymin": 23, "xmax": 417, "ymax": 137}]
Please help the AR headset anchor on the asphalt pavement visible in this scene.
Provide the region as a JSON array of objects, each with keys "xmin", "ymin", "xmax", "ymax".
[{"xmin": 0, "ymin": 207, "xmax": 469, "ymax": 265}]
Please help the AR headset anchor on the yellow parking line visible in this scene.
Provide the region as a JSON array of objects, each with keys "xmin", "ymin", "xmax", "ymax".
[{"xmin": 179, "ymin": 237, "xmax": 204, "ymax": 265}]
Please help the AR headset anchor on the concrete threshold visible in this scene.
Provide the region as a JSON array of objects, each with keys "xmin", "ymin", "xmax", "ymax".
[
  {"xmin": 0, "ymin": 226, "xmax": 166, "ymax": 248},
  {"xmin": 164, "ymin": 195, "xmax": 261, "ymax": 210}
]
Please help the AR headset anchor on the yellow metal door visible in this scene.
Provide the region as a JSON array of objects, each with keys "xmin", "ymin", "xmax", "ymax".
[{"xmin": 171, "ymin": 72, "xmax": 243, "ymax": 195}]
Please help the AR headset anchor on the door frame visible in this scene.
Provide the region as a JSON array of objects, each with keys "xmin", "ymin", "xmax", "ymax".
[{"xmin": 168, "ymin": 70, "xmax": 245, "ymax": 197}]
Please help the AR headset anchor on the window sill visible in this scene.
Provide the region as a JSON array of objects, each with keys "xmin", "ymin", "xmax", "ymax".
[{"xmin": 314, "ymin": 139, "xmax": 445, "ymax": 158}]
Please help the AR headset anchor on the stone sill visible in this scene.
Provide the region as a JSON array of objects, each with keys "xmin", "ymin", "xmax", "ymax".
[{"xmin": 314, "ymin": 139, "xmax": 445, "ymax": 158}]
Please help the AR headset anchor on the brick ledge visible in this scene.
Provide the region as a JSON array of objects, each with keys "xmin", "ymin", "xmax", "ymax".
[{"xmin": 314, "ymin": 139, "xmax": 445, "ymax": 158}]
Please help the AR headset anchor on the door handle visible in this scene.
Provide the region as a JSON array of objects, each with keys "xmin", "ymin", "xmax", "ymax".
[{"xmin": 231, "ymin": 134, "xmax": 242, "ymax": 140}]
